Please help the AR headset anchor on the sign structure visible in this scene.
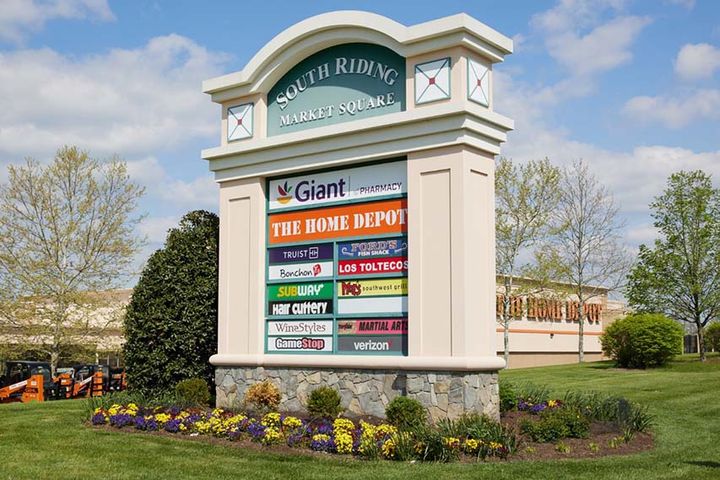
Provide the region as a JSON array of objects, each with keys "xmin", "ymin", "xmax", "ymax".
[
  {"xmin": 266, "ymin": 160, "xmax": 408, "ymax": 355},
  {"xmin": 266, "ymin": 43, "xmax": 406, "ymax": 136}
]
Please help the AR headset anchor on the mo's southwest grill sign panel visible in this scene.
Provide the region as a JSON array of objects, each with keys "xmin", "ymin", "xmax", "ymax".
[{"xmin": 266, "ymin": 160, "xmax": 408, "ymax": 355}]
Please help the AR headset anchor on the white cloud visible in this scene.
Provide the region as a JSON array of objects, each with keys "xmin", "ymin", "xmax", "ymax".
[
  {"xmin": 0, "ymin": 0, "xmax": 114, "ymax": 43},
  {"xmin": 138, "ymin": 216, "xmax": 179, "ymax": 244},
  {"xmin": 160, "ymin": 176, "xmax": 218, "ymax": 210},
  {"xmin": 625, "ymin": 224, "xmax": 658, "ymax": 246},
  {"xmin": 623, "ymin": 89, "xmax": 720, "ymax": 128},
  {"xmin": 664, "ymin": 0, "xmax": 695, "ymax": 9},
  {"xmin": 675, "ymin": 43, "xmax": 720, "ymax": 81},
  {"xmin": 0, "ymin": 34, "xmax": 228, "ymax": 163},
  {"xmin": 544, "ymin": 16, "xmax": 651, "ymax": 77},
  {"xmin": 525, "ymin": 1, "xmax": 651, "ymax": 103}
]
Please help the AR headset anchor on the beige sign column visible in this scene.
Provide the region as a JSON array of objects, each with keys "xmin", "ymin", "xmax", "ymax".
[{"xmin": 407, "ymin": 146, "xmax": 496, "ymax": 359}]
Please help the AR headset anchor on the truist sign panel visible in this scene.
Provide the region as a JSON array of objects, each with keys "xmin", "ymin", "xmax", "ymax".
[
  {"xmin": 265, "ymin": 159, "xmax": 409, "ymax": 356},
  {"xmin": 269, "ymin": 161, "xmax": 406, "ymax": 212}
]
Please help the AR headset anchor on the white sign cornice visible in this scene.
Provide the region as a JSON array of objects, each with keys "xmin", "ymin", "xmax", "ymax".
[{"xmin": 203, "ymin": 10, "xmax": 513, "ymax": 102}]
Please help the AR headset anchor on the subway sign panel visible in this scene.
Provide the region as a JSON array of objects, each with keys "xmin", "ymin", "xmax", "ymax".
[{"xmin": 265, "ymin": 159, "xmax": 408, "ymax": 356}]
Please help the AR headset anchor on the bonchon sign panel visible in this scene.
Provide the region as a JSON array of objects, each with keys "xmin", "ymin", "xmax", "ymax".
[{"xmin": 265, "ymin": 159, "xmax": 408, "ymax": 355}]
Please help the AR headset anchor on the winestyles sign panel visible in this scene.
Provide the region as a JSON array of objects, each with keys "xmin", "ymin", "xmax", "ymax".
[
  {"xmin": 265, "ymin": 160, "xmax": 409, "ymax": 356},
  {"xmin": 266, "ymin": 43, "xmax": 406, "ymax": 136}
]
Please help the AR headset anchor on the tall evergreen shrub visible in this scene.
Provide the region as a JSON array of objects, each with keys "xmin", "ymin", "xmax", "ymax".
[{"xmin": 124, "ymin": 211, "xmax": 219, "ymax": 395}]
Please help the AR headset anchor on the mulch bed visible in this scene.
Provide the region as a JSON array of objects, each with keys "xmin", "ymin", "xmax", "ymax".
[{"xmin": 500, "ymin": 411, "xmax": 654, "ymax": 461}]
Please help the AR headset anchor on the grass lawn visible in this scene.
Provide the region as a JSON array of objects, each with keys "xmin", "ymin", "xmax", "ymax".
[{"xmin": 1, "ymin": 354, "xmax": 719, "ymax": 480}]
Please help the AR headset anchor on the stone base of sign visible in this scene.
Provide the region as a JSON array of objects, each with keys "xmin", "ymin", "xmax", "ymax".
[{"xmin": 215, "ymin": 366, "xmax": 499, "ymax": 421}]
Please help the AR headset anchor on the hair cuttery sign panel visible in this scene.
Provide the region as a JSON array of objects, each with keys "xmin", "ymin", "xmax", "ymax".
[{"xmin": 265, "ymin": 159, "xmax": 408, "ymax": 356}]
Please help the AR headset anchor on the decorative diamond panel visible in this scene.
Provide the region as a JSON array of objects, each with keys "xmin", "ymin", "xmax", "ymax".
[
  {"xmin": 415, "ymin": 58, "xmax": 451, "ymax": 104},
  {"xmin": 227, "ymin": 103, "xmax": 254, "ymax": 141},
  {"xmin": 467, "ymin": 58, "xmax": 489, "ymax": 107}
]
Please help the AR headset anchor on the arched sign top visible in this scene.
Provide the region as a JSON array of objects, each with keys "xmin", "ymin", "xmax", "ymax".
[
  {"xmin": 266, "ymin": 43, "xmax": 406, "ymax": 136},
  {"xmin": 203, "ymin": 11, "xmax": 513, "ymax": 100}
]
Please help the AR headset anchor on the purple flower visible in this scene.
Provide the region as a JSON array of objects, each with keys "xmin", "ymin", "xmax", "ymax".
[
  {"xmin": 530, "ymin": 403, "xmax": 547, "ymax": 414},
  {"xmin": 315, "ymin": 421, "xmax": 333, "ymax": 435},
  {"xmin": 286, "ymin": 433, "xmax": 303, "ymax": 447},
  {"xmin": 164, "ymin": 419, "xmax": 182, "ymax": 433},
  {"xmin": 228, "ymin": 428, "xmax": 243, "ymax": 441},
  {"xmin": 91, "ymin": 413, "xmax": 106, "ymax": 425},
  {"xmin": 247, "ymin": 421, "xmax": 267, "ymax": 441},
  {"xmin": 109, "ymin": 414, "xmax": 133, "ymax": 428},
  {"xmin": 310, "ymin": 436, "xmax": 335, "ymax": 452},
  {"xmin": 169, "ymin": 406, "xmax": 181, "ymax": 416},
  {"xmin": 145, "ymin": 419, "xmax": 159, "ymax": 431},
  {"xmin": 134, "ymin": 417, "xmax": 147, "ymax": 430}
]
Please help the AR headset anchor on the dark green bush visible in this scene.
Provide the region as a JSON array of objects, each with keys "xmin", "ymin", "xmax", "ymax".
[
  {"xmin": 499, "ymin": 380, "xmax": 517, "ymax": 412},
  {"xmin": 600, "ymin": 313, "xmax": 683, "ymax": 368},
  {"xmin": 706, "ymin": 322, "xmax": 720, "ymax": 352},
  {"xmin": 520, "ymin": 406, "xmax": 589, "ymax": 442},
  {"xmin": 385, "ymin": 396, "xmax": 427, "ymax": 431},
  {"xmin": 306, "ymin": 386, "xmax": 343, "ymax": 418},
  {"xmin": 175, "ymin": 378, "xmax": 211, "ymax": 407},
  {"xmin": 123, "ymin": 211, "xmax": 219, "ymax": 396}
]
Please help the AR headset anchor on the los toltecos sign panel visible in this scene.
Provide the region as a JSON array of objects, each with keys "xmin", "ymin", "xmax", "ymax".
[
  {"xmin": 265, "ymin": 160, "xmax": 408, "ymax": 355},
  {"xmin": 266, "ymin": 43, "xmax": 406, "ymax": 136}
]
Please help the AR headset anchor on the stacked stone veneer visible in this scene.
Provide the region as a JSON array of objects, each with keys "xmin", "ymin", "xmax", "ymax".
[{"xmin": 215, "ymin": 367, "xmax": 499, "ymax": 421}]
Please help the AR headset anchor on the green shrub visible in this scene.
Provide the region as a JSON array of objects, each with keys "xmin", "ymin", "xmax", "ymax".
[
  {"xmin": 706, "ymin": 322, "xmax": 720, "ymax": 352},
  {"xmin": 124, "ymin": 211, "xmax": 219, "ymax": 395},
  {"xmin": 436, "ymin": 413, "xmax": 517, "ymax": 459},
  {"xmin": 175, "ymin": 378, "xmax": 211, "ymax": 407},
  {"xmin": 600, "ymin": 313, "xmax": 683, "ymax": 368},
  {"xmin": 499, "ymin": 380, "xmax": 518, "ymax": 412},
  {"xmin": 244, "ymin": 380, "xmax": 280, "ymax": 413},
  {"xmin": 412, "ymin": 425, "xmax": 459, "ymax": 463},
  {"xmin": 562, "ymin": 391, "xmax": 653, "ymax": 434},
  {"xmin": 385, "ymin": 396, "xmax": 427, "ymax": 431},
  {"xmin": 306, "ymin": 386, "xmax": 343, "ymax": 418},
  {"xmin": 521, "ymin": 406, "xmax": 589, "ymax": 442}
]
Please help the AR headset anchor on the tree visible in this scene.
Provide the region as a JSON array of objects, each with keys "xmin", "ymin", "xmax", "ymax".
[
  {"xmin": 123, "ymin": 210, "xmax": 219, "ymax": 396},
  {"xmin": 0, "ymin": 146, "xmax": 144, "ymax": 374},
  {"xmin": 495, "ymin": 157, "xmax": 561, "ymax": 365},
  {"xmin": 538, "ymin": 160, "xmax": 631, "ymax": 363},
  {"xmin": 627, "ymin": 170, "xmax": 720, "ymax": 361}
]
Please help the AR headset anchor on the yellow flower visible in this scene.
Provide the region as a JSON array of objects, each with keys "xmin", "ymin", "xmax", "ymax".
[
  {"xmin": 443, "ymin": 437, "xmax": 461, "ymax": 449},
  {"xmin": 282, "ymin": 416, "xmax": 302, "ymax": 429},
  {"xmin": 464, "ymin": 438, "xmax": 479, "ymax": 454},
  {"xmin": 262, "ymin": 427, "xmax": 282, "ymax": 445},
  {"xmin": 154, "ymin": 413, "xmax": 171, "ymax": 425},
  {"xmin": 179, "ymin": 424, "xmax": 187, "ymax": 432},
  {"xmin": 261, "ymin": 412, "xmax": 281, "ymax": 427},
  {"xmin": 381, "ymin": 438, "xmax": 396, "ymax": 459},
  {"xmin": 375, "ymin": 424, "xmax": 397, "ymax": 439},
  {"xmin": 335, "ymin": 432, "xmax": 353, "ymax": 454},
  {"xmin": 548, "ymin": 400, "xmax": 558, "ymax": 408},
  {"xmin": 333, "ymin": 418, "xmax": 355, "ymax": 435},
  {"xmin": 312, "ymin": 433, "xmax": 330, "ymax": 442},
  {"xmin": 489, "ymin": 441, "xmax": 503, "ymax": 450}
]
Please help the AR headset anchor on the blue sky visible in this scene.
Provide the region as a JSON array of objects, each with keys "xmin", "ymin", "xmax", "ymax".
[{"xmin": 1, "ymin": 0, "xmax": 719, "ymax": 273}]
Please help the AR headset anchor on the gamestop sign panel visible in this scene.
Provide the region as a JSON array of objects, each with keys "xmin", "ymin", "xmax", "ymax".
[{"xmin": 265, "ymin": 160, "xmax": 408, "ymax": 356}]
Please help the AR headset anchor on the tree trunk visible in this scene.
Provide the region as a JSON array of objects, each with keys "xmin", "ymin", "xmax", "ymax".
[
  {"xmin": 503, "ymin": 278, "xmax": 512, "ymax": 366},
  {"xmin": 50, "ymin": 350, "xmax": 59, "ymax": 377},
  {"xmin": 697, "ymin": 321, "xmax": 706, "ymax": 362},
  {"xmin": 578, "ymin": 301, "xmax": 585, "ymax": 363}
]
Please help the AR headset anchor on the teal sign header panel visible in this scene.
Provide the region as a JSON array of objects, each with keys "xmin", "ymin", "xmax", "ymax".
[{"xmin": 267, "ymin": 43, "xmax": 406, "ymax": 136}]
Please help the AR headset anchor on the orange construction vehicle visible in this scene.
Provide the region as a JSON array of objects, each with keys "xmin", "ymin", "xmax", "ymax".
[{"xmin": 0, "ymin": 361, "xmax": 59, "ymax": 403}]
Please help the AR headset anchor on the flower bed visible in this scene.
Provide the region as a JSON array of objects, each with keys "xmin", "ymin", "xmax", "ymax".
[
  {"xmin": 90, "ymin": 404, "xmax": 515, "ymax": 462},
  {"xmin": 89, "ymin": 384, "xmax": 654, "ymax": 462}
]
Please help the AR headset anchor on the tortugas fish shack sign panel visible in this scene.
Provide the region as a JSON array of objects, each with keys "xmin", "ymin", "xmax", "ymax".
[
  {"xmin": 202, "ymin": 11, "xmax": 514, "ymax": 419},
  {"xmin": 266, "ymin": 160, "xmax": 409, "ymax": 355},
  {"xmin": 267, "ymin": 43, "xmax": 405, "ymax": 136}
]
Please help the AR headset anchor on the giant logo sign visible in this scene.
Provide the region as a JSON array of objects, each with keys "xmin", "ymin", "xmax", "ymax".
[
  {"xmin": 266, "ymin": 43, "xmax": 406, "ymax": 136},
  {"xmin": 265, "ymin": 160, "xmax": 408, "ymax": 356},
  {"xmin": 269, "ymin": 161, "xmax": 406, "ymax": 211}
]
